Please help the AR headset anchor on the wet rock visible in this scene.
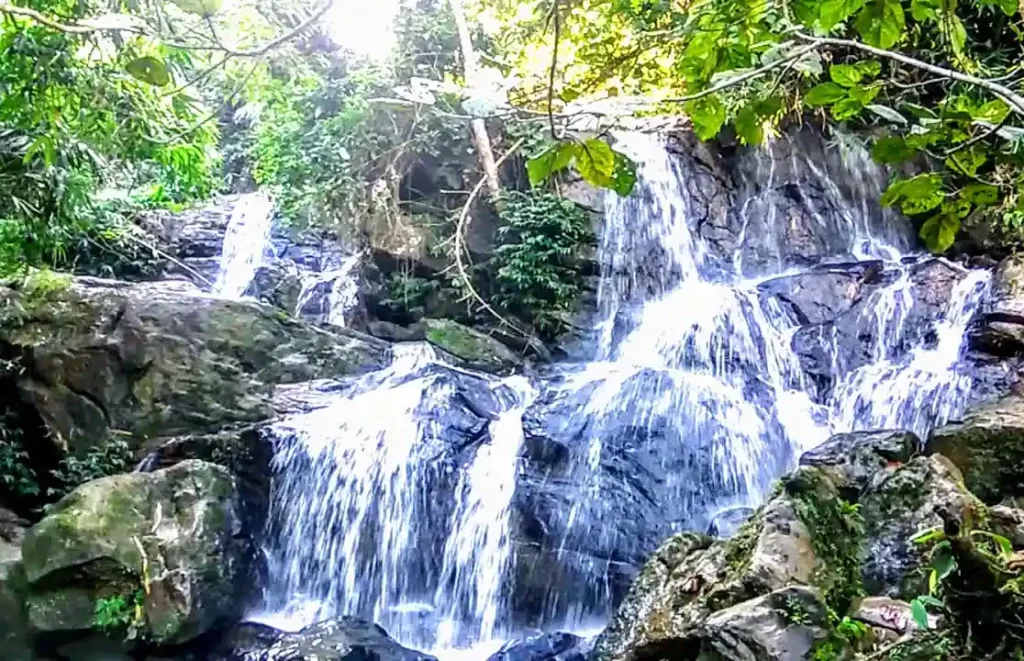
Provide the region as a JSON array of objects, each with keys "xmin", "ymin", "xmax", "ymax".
[
  {"xmin": 0, "ymin": 276, "xmax": 388, "ymax": 457},
  {"xmin": 0, "ymin": 538, "xmax": 31, "ymax": 660},
  {"xmin": 799, "ymin": 429, "xmax": 918, "ymax": 498},
  {"xmin": 248, "ymin": 261, "xmax": 302, "ymax": 313},
  {"xmin": 926, "ymin": 395, "xmax": 1024, "ymax": 503},
  {"xmin": 689, "ymin": 585, "xmax": 829, "ymax": 661},
  {"xmin": 852, "ymin": 596, "xmax": 928, "ymax": 643},
  {"xmin": 706, "ymin": 507, "xmax": 755, "ymax": 538},
  {"xmin": 211, "ymin": 616, "xmax": 437, "ymax": 661},
  {"xmin": 758, "ymin": 261, "xmax": 884, "ymax": 325},
  {"xmin": 988, "ymin": 503, "xmax": 1024, "ymax": 547},
  {"xmin": 859, "ymin": 455, "xmax": 985, "ymax": 599},
  {"xmin": 977, "ymin": 253, "xmax": 1024, "ymax": 355},
  {"xmin": 21, "ymin": 460, "xmax": 256, "ymax": 645},
  {"xmin": 368, "ymin": 320, "xmax": 426, "ymax": 343},
  {"xmin": 486, "ymin": 631, "xmax": 588, "ymax": 661},
  {"xmin": 423, "ymin": 318, "xmax": 521, "ymax": 373}
]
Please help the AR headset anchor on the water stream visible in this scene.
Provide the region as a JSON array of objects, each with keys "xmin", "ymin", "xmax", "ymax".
[
  {"xmin": 247, "ymin": 131, "xmax": 990, "ymax": 655},
  {"xmin": 213, "ymin": 191, "xmax": 275, "ymax": 298}
]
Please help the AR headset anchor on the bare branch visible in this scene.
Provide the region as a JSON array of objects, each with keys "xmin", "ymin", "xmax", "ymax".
[{"xmin": 0, "ymin": 3, "xmax": 144, "ymax": 34}]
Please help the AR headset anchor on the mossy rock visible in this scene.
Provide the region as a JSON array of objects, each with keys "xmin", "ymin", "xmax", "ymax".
[
  {"xmin": 927, "ymin": 395, "xmax": 1024, "ymax": 503},
  {"xmin": 21, "ymin": 460, "xmax": 255, "ymax": 646},
  {"xmin": 423, "ymin": 318, "xmax": 521, "ymax": 373}
]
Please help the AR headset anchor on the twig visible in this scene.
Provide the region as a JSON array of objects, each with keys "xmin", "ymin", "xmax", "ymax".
[
  {"xmin": 453, "ymin": 138, "xmax": 528, "ymax": 337},
  {"xmin": 547, "ymin": 0, "xmax": 561, "ymax": 140},
  {"xmin": 945, "ymin": 114, "xmax": 1013, "ymax": 156},
  {"xmin": 0, "ymin": 2, "xmax": 144, "ymax": 33}
]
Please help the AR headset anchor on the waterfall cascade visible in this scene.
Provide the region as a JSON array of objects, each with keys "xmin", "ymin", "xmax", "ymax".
[
  {"xmin": 213, "ymin": 191, "xmax": 275, "ymax": 298},
  {"xmin": 253, "ymin": 130, "xmax": 991, "ymax": 656}
]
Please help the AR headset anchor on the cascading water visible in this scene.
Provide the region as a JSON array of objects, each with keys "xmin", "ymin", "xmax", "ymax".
[
  {"xmin": 255, "ymin": 129, "xmax": 991, "ymax": 655},
  {"xmin": 213, "ymin": 191, "xmax": 275, "ymax": 298},
  {"xmin": 294, "ymin": 253, "xmax": 362, "ymax": 326}
]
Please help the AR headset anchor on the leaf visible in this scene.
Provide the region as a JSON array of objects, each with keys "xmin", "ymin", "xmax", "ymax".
[
  {"xmin": 946, "ymin": 15, "xmax": 968, "ymax": 58},
  {"xmin": 686, "ymin": 96, "xmax": 727, "ymax": 140},
  {"xmin": 910, "ymin": 598, "xmax": 931, "ymax": 629},
  {"xmin": 857, "ymin": 0, "xmax": 905, "ymax": 49},
  {"xmin": 919, "ymin": 212, "xmax": 960, "ymax": 253},
  {"xmin": 917, "ymin": 595, "xmax": 945, "ymax": 608},
  {"xmin": 945, "ymin": 148, "xmax": 986, "ymax": 176},
  {"xmin": 126, "ymin": 57, "xmax": 171, "ymax": 86},
  {"xmin": 526, "ymin": 143, "xmax": 579, "ymax": 187},
  {"xmin": 882, "ymin": 173, "xmax": 944, "ymax": 214},
  {"xmin": 804, "ymin": 82, "xmax": 849, "ymax": 107},
  {"xmin": 610, "ymin": 151, "xmax": 638, "ymax": 196},
  {"xmin": 963, "ymin": 183, "xmax": 999, "ymax": 205},
  {"xmin": 903, "ymin": 103, "xmax": 938, "ymax": 119},
  {"xmin": 872, "ymin": 136, "xmax": 915, "ymax": 163},
  {"xmin": 849, "ymin": 84, "xmax": 880, "ymax": 104},
  {"xmin": 735, "ymin": 104, "xmax": 764, "ymax": 145},
  {"xmin": 997, "ymin": 0, "xmax": 1017, "ymax": 15},
  {"xmin": 576, "ymin": 139, "xmax": 619, "ymax": 189},
  {"xmin": 911, "ymin": 526, "xmax": 946, "ymax": 544},
  {"xmin": 819, "ymin": 0, "xmax": 867, "ymax": 30},
  {"xmin": 931, "ymin": 541, "xmax": 957, "ymax": 590},
  {"xmin": 911, "ymin": 0, "xmax": 939, "ymax": 20},
  {"xmin": 831, "ymin": 63, "xmax": 865, "ymax": 87},
  {"xmin": 170, "ymin": 0, "xmax": 222, "ymax": 15},
  {"xmin": 832, "ymin": 98, "xmax": 863, "ymax": 120},
  {"xmin": 856, "ymin": 60, "xmax": 882, "ymax": 76},
  {"xmin": 867, "ymin": 104, "xmax": 907, "ymax": 124},
  {"xmin": 976, "ymin": 100, "xmax": 1011, "ymax": 123}
]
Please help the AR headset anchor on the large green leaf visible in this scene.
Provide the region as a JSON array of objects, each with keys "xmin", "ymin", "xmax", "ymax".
[
  {"xmin": 882, "ymin": 173, "xmax": 944, "ymax": 214},
  {"xmin": 735, "ymin": 104, "xmax": 764, "ymax": 145},
  {"xmin": 610, "ymin": 151, "xmax": 638, "ymax": 196},
  {"xmin": 871, "ymin": 136, "xmax": 915, "ymax": 163},
  {"xmin": 919, "ymin": 212, "xmax": 960, "ymax": 253},
  {"xmin": 910, "ymin": 598, "xmax": 930, "ymax": 629},
  {"xmin": 911, "ymin": 0, "xmax": 939, "ymax": 20},
  {"xmin": 819, "ymin": 0, "xmax": 867, "ymax": 30},
  {"xmin": 686, "ymin": 96, "xmax": 727, "ymax": 140},
  {"xmin": 848, "ymin": 84, "xmax": 880, "ymax": 104},
  {"xmin": 575, "ymin": 139, "xmax": 618, "ymax": 189},
  {"xmin": 830, "ymin": 64, "xmax": 864, "ymax": 87},
  {"xmin": 945, "ymin": 148, "xmax": 986, "ymax": 176},
  {"xmin": 804, "ymin": 82, "xmax": 848, "ymax": 107},
  {"xmin": 126, "ymin": 57, "xmax": 171, "ymax": 86},
  {"xmin": 962, "ymin": 183, "xmax": 999, "ymax": 205},
  {"xmin": 857, "ymin": 0, "xmax": 905, "ymax": 49},
  {"xmin": 832, "ymin": 98, "xmax": 863, "ymax": 120}
]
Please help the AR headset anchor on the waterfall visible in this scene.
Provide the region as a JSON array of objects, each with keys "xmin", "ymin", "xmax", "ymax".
[
  {"xmin": 294, "ymin": 253, "xmax": 362, "ymax": 327},
  {"xmin": 213, "ymin": 192, "xmax": 274, "ymax": 298},
  {"xmin": 256, "ymin": 345, "xmax": 535, "ymax": 654},
  {"xmin": 256, "ymin": 130, "xmax": 989, "ymax": 655}
]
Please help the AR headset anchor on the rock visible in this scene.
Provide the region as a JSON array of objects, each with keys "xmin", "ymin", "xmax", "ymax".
[
  {"xmin": 989, "ymin": 503, "xmax": 1024, "ymax": 548},
  {"xmin": 0, "ymin": 541, "xmax": 31, "ymax": 660},
  {"xmin": 799, "ymin": 430, "xmax": 918, "ymax": 498},
  {"xmin": 706, "ymin": 507, "xmax": 755, "ymax": 538},
  {"xmin": 591, "ymin": 475, "xmax": 822, "ymax": 661},
  {"xmin": 211, "ymin": 617, "xmax": 438, "ymax": 661},
  {"xmin": 853, "ymin": 596, "xmax": 929, "ymax": 642},
  {"xmin": 926, "ymin": 395, "xmax": 1024, "ymax": 503},
  {"xmin": 689, "ymin": 585, "xmax": 829, "ymax": 661},
  {"xmin": 423, "ymin": 318, "xmax": 521, "ymax": 373},
  {"xmin": 248, "ymin": 261, "xmax": 302, "ymax": 313},
  {"xmin": 0, "ymin": 506, "xmax": 28, "ymax": 546},
  {"xmin": 978, "ymin": 253, "xmax": 1024, "ymax": 355},
  {"xmin": 368, "ymin": 320, "xmax": 426, "ymax": 343},
  {"xmin": 486, "ymin": 632, "xmax": 588, "ymax": 661},
  {"xmin": 858, "ymin": 455, "xmax": 985, "ymax": 599},
  {"xmin": 758, "ymin": 261, "xmax": 884, "ymax": 325},
  {"xmin": 21, "ymin": 460, "xmax": 256, "ymax": 646},
  {"xmin": 0, "ymin": 276, "xmax": 388, "ymax": 457}
]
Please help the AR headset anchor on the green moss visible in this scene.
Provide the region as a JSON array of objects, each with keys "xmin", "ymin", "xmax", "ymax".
[
  {"xmin": 784, "ymin": 468, "xmax": 865, "ymax": 612},
  {"xmin": 723, "ymin": 511, "xmax": 763, "ymax": 576}
]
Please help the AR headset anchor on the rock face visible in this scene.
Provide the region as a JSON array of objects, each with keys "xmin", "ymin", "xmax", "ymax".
[
  {"xmin": 21, "ymin": 460, "xmax": 255, "ymax": 646},
  {"xmin": 799, "ymin": 429, "xmax": 918, "ymax": 499},
  {"xmin": 927, "ymin": 395, "xmax": 1024, "ymax": 503},
  {"xmin": 978, "ymin": 253, "xmax": 1024, "ymax": 355},
  {"xmin": 0, "ymin": 276, "xmax": 388, "ymax": 457},
  {"xmin": 210, "ymin": 617, "xmax": 437, "ymax": 661},
  {"xmin": 486, "ymin": 632, "xmax": 588, "ymax": 661}
]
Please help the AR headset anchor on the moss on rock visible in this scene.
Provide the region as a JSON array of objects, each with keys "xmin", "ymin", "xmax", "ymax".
[{"xmin": 424, "ymin": 318, "xmax": 521, "ymax": 373}]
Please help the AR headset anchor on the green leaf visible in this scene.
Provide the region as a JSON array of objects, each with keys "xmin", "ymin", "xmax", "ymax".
[
  {"xmin": 911, "ymin": 0, "xmax": 939, "ymax": 19},
  {"xmin": 857, "ymin": 0, "xmax": 905, "ymax": 49},
  {"xmin": 917, "ymin": 595, "xmax": 945, "ymax": 608},
  {"xmin": 976, "ymin": 100, "xmax": 1011, "ymax": 123},
  {"xmin": 867, "ymin": 104, "xmax": 907, "ymax": 124},
  {"xmin": 170, "ymin": 0, "xmax": 222, "ymax": 15},
  {"xmin": 580, "ymin": 139, "xmax": 615, "ymax": 176},
  {"xmin": 735, "ymin": 104, "xmax": 764, "ymax": 145},
  {"xmin": 849, "ymin": 84, "xmax": 880, "ymax": 104},
  {"xmin": 910, "ymin": 598, "xmax": 930, "ymax": 629},
  {"xmin": 911, "ymin": 526, "xmax": 946, "ymax": 544},
  {"xmin": 830, "ymin": 63, "xmax": 865, "ymax": 87},
  {"xmin": 686, "ymin": 96, "xmax": 727, "ymax": 140},
  {"xmin": 919, "ymin": 212, "xmax": 960, "ymax": 253},
  {"xmin": 526, "ymin": 143, "xmax": 579, "ymax": 187},
  {"xmin": 882, "ymin": 173, "xmax": 944, "ymax": 214},
  {"xmin": 945, "ymin": 148, "xmax": 986, "ymax": 176},
  {"xmin": 963, "ymin": 183, "xmax": 999, "ymax": 205},
  {"xmin": 946, "ymin": 15, "xmax": 968, "ymax": 58},
  {"xmin": 930, "ymin": 541, "xmax": 957, "ymax": 591},
  {"xmin": 126, "ymin": 57, "xmax": 171, "ymax": 86},
  {"xmin": 856, "ymin": 60, "xmax": 882, "ymax": 77},
  {"xmin": 832, "ymin": 98, "xmax": 863, "ymax": 120},
  {"xmin": 804, "ymin": 82, "xmax": 849, "ymax": 107},
  {"xmin": 610, "ymin": 151, "xmax": 638, "ymax": 196},
  {"xmin": 872, "ymin": 136, "xmax": 915, "ymax": 163},
  {"xmin": 819, "ymin": 0, "xmax": 867, "ymax": 30},
  {"xmin": 903, "ymin": 103, "xmax": 938, "ymax": 119},
  {"xmin": 997, "ymin": 0, "xmax": 1017, "ymax": 15}
]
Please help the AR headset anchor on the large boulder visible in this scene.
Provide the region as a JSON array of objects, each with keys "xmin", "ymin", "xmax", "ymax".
[
  {"xmin": 0, "ymin": 275, "xmax": 388, "ymax": 458},
  {"xmin": 486, "ymin": 632, "xmax": 588, "ymax": 661},
  {"xmin": 0, "ymin": 540, "xmax": 31, "ymax": 660},
  {"xmin": 858, "ymin": 454, "xmax": 984, "ymax": 599},
  {"xmin": 799, "ymin": 429, "xmax": 918, "ymax": 499},
  {"xmin": 423, "ymin": 318, "xmax": 521, "ymax": 373},
  {"xmin": 210, "ymin": 617, "xmax": 437, "ymax": 661},
  {"xmin": 21, "ymin": 460, "xmax": 256, "ymax": 646},
  {"xmin": 926, "ymin": 395, "xmax": 1024, "ymax": 503}
]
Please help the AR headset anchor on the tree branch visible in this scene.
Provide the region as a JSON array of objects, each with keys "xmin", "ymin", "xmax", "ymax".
[
  {"xmin": 547, "ymin": 0, "xmax": 561, "ymax": 139},
  {"xmin": 795, "ymin": 33, "xmax": 1024, "ymax": 116},
  {"xmin": 0, "ymin": 3, "xmax": 144, "ymax": 34}
]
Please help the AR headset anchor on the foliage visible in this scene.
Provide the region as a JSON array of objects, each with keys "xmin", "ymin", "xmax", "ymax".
[
  {"xmin": 379, "ymin": 272, "xmax": 440, "ymax": 323},
  {"xmin": 0, "ymin": 412, "xmax": 39, "ymax": 500},
  {"xmin": 94, "ymin": 588, "xmax": 145, "ymax": 639},
  {"xmin": 48, "ymin": 437, "xmax": 134, "ymax": 503},
  {"xmin": 491, "ymin": 190, "xmax": 593, "ymax": 335},
  {"xmin": 812, "ymin": 612, "xmax": 868, "ymax": 660},
  {"xmin": 526, "ymin": 137, "xmax": 637, "ymax": 195}
]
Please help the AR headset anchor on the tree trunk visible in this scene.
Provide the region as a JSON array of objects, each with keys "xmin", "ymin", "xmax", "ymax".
[{"xmin": 448, "ymin": 0, "xmax": 501, "ymax": 199}]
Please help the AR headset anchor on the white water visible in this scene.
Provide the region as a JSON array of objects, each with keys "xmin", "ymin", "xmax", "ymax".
[
  {"xmin": 253, "ymin": 130, "xmax": 990, "ymax": 655},
  {"xmin": 213, "ymin": 192, "xmax": 275, "ymax": 298},
  {"xmin": 294, "ymin": 253, "xmax": 362, "ymax": 327}
]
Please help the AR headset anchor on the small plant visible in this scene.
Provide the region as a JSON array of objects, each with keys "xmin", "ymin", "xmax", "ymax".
[
  {"xmin": 491, "ymin": 190, "xmax": 593, "ymax": 336},
  {"xmin": 94, "ymin": 588, "xmax": 145, "ymax": 639},
  {"xmin": 48, "ymin": 437, "xmax": 133, "ymax": 502},
  {"xmin": 812, "ymin": 612, "xmax": 868, "ymax": 661},
  {"xmin": 0, "ymin": 409, "xmax": 39, "ymax": 499},
  {"xmin": 379, "ymin": 271, "xmax": 438, "ymax": 322}
]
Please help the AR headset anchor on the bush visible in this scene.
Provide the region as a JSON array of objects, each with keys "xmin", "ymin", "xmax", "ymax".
[{"xmin": 48, "ymin": 437, "xmax": 133, "ymax": 503}]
